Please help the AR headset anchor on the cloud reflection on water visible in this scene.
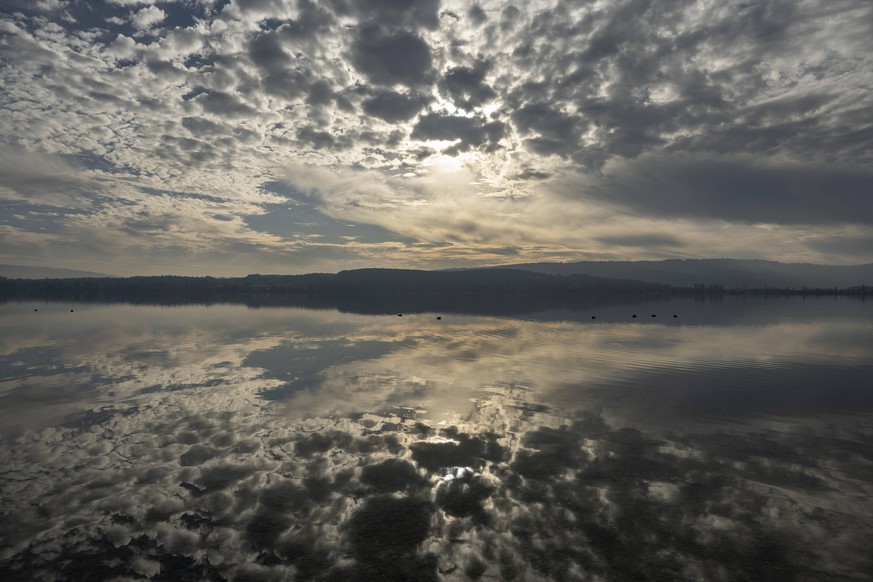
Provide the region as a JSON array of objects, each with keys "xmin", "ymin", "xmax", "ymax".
[{"xmin": 1, "ymin": 299, "xmax": 872, "ymax": 580}]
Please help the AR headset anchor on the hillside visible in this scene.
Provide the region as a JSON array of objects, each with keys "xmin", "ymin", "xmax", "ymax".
[
  {"xmin": 491, "ymin": 259, "xmax": 873, "ymax": 289},
  {"xmin": 0, "ymin": 268, "xmax": 673, "ymax": 305},
  {"xmin": 0, "ymin": 264, "xmax": 111, "ymax": 279}
]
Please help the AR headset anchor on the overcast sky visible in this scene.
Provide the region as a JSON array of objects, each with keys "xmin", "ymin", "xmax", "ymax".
[{"xmin": 1, "ymin": 0, "xmax": 872, "ymax": 275}]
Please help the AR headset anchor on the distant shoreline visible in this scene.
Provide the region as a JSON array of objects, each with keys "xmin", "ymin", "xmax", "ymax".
[{"xmin": 1, "ymin": 270, "xmax": 868, "ymax": 315}]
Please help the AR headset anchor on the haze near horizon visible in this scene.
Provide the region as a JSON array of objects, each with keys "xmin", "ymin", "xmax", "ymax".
[{"xmin": 2, "ymin": 0, "xmax": 872, "ymax": 276}]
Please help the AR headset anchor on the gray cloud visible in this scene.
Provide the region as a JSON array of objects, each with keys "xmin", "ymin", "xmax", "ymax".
[
  {"xmin": 500, "ymin": 5, "xmax": 521, "ymax": 30},
  {"xmin": 412, "ymin": 113, "xmax": 505, "ymax": 154},
  {"xmin": 494, "ymin": 0, "xmax": 873, "ymax": 170},
  {"xmin": 587, "ymin": 156, "xmax": 873, "ymax": 226},
  {"xmin": 803, "ymin": 232, "xmax": 873, "ymax": 258},
  {"xmin": 511, "ymin": 102, "xmax": 584, "ymax": 157},
  {"xmin": 0, "ymin": 145, "xmax": 95, "ymax": 207},
  {"xmin": 235, "ymin": 0, "xmax": 284, "ymax": 14},
  {"xmin": 181, "ymin": 116, "xmax": 225, "ymax": 135},
  {"xmin": 412, "ymin": 114, "xmax": 482, "ymax": 141},
  {"xmin": 296, "ymin": 126, "xmax": 352, "ymax": 151},
  {"xmin": 306, "ymin": 79, "xmax": 334, "ymax": 106},
  {"xmin": 193, "ymin": 90, "xmax": 258, "ymax": 118},
  {"xmin": 361, "ymin": 90, "xmax": 432, "ymax": 123},
  {"xmin": 329, "ymin": 0, "xmax": 440, "ymax": 30},
  {"xmin": 247, "ymin": 30, "xmax": 314, "ymax": 99},
  {"xmin": 274, "ymin": 0, "xmax": 334, "ymax": 40},
  {"xmin": 248, "ymin": 30, "xmax": 290, "ymax": 72},
  {"xmin": 438, "ymin": 61, "xmax": 495, "ymax": 110},
  {"xmin": 594, "ymin": 233, "xmax": 682, "ymax": 248},
  {"xmin": 350, "ymin": 25, "xmax": 434, "ymax": 87},
  {"xmin": 467, "ymin": 5, "xmax": 487, "ymax": 26}
]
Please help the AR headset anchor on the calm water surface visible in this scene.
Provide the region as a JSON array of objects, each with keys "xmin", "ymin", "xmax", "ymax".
[{"xmin": 1, "ymin": 297, "xmax": 872, "ymax": 580}]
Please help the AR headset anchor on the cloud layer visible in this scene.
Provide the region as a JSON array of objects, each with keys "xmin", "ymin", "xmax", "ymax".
[{"xmin": 1, "ymin": 0, "xmax": 872, "ymax": 274}]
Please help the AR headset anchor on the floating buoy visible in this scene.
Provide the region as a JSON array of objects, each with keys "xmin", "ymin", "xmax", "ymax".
[
  {"xmin": 632, "ymin": 314, "xmax": 637, "ymax": 318},
  {"xmin": 34, "ymin": 308, "xmax": 38, "ymax": 312},
  {"xmin": 71, "ymin": 309, "xmax": 74, "ymax": 312},
  {"xmin": 591, "ymin": 316, "xmax": 596, "ymax": 319},
  {"xmin": 673, "ymin": 314, "xmax": 677, "ymax": 318},
  {"xmin": 651, "ymin": 314, "xmax": 657, "ymax": 317}
]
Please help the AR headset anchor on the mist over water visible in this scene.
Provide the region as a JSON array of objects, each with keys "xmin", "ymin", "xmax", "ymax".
[{"xmin": 1, "ymin": 297, "xmax": 872, "ymax": 580}]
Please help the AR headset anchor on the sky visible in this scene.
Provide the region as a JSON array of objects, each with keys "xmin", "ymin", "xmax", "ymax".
[{"xmin": 1, "ymin": 0, "xmax": 872, "ymax": 276}]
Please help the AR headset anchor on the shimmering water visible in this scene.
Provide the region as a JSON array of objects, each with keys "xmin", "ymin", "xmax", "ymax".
[{"xmin": 1, "ymin": 297, "xmax": 872, "ymax": 580}]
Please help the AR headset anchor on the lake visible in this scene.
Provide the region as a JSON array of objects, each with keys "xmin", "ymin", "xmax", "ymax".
[{"xmin": 1, "ymin": 297, "xmax": 872, "ymax": 580}]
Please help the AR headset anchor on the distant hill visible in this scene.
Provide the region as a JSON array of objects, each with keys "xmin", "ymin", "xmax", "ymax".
[
  {"xmin": 255, "ymin": 267, "xmax": 669, "ymax": 291},
  {"xmin": 0, "ymin": 264, "xmax": 111, "ymax": 279},
  {"xmin": 488, "ymin": 259, "xmax": 873, "ymax": 289},
  {"xmin": 2, "ymin": 265, "xmax": 869, "ymax": 312},
  {"xmin": 0, "ymin": 267, "xmax": 674, "ymax": 306},
  {"xmin": 2, "ymin": 261, "xmax": 870, "ymax": 289}
]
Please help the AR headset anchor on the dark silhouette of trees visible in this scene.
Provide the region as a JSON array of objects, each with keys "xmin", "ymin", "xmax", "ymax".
[{"xmin": 0, "ymin": 269, "xmax": 866, "ymax": 314}]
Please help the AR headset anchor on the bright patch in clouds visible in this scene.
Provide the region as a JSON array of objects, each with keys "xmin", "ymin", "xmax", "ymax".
[{"xmin": 1, "ymin": 0, "xmax": 872, "ymax": 275}]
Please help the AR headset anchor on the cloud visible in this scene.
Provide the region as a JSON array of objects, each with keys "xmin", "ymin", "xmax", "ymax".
[
  {"xmin": 594, "ymin": 233, "xmax": 682, "ymax": 249},
  {"xmin": 1, "ymin": 0, "xmax": 872, "ymax": 273},
  {"xmin": 466, "ymin": 5, "xmax": 487, "ymax": 26},
  {"xmin": 511, "ymin": 102, "xmax": 584, "ymax": 157},
  {"xmin": 411, "ymin": 113, "xmax": 505, "ymax": 153},
  {"xmin": 580, "ymin": 155, "xmax": 873, "ymax": 226},
  {"xmin": 332, "ymin": 0, "xmax": 441, "ymax": 30},
  {"xmin": 248, "ymin": 30, "xmax": 290, "ymax": 72},
  {"xmin": 0, "ymin": 145, "xmax": 95, "ymax": 207},
  {"xmin": 104, "ymin": 34, "xmax": 139, "ymax": 60},
  {"xmin": 438, "ymin": 61, "xmax": 495, "ymax": 110},
  {"xmin": 362, "ymin": 90, "xmax": 432, "ymax": 123},
  {"xmin": 193, "ymin": 90, "xmax": 259, "ymax": 118},
  {"xmin": 803, "ymin": 231, "xmax": 873, "ymax": 259},
  {"xmin": 131, "ymin": 5, "xmax": 166, "ymax": 31},
  {"xmin": 350, "ymin": 25, "xmax": 434, "ymax": 87},
  {"xmin": 296, "ymin": 125, "xmax": 352, "ymax": 151},
  {"xmin": 247, "ymin": 30, "xmax": 314, "ymax": 99}
]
